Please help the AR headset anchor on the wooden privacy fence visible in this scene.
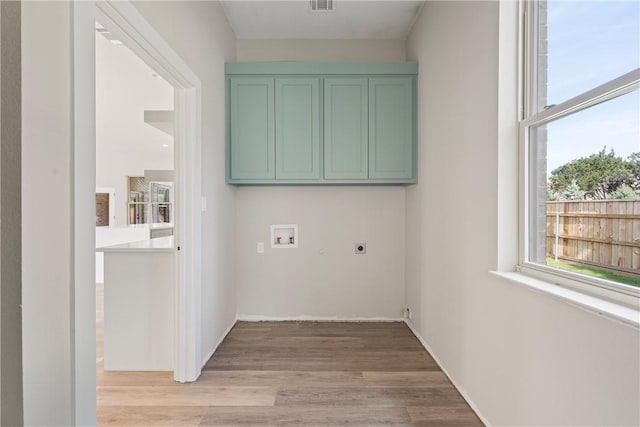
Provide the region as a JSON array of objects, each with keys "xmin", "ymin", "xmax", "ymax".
[{"xmin": 546, "ymin": 200, "xmax": 640, "ymax": 275}]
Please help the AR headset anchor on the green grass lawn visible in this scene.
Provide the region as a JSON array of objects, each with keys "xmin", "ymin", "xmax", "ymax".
[{"xmin": 546, "ymin": 258, "xmax": 640, "ymax": 288}]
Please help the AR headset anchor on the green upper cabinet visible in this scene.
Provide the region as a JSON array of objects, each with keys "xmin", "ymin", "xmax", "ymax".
[
  {"xmin": 229, "ymin": 77, "xmax": 275, "ymax": 180},
  {"xmin": 275, "ymin": 78, "xmax": 321, "ymax": 180},
  {"xmin": 369, "ymin": 77, "xmax": 415, "ymax": 180},
  {"xmin": 225, "ymin": 62, "xmax": 417, "ymax": 185},
  {"xmin": 324, "ymin": 78, "xmax": 368, "ymax": 180}
]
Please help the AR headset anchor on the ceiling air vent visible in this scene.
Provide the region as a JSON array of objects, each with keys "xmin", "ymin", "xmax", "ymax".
[{"xmin": 310, "ymin": 0, "xmax": 334, "ymax": 12}]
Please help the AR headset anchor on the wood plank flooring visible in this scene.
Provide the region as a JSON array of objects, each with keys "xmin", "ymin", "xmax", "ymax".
[{"xmin": 97, "ymin": 287, "xmax": 483, "ymax": 426}]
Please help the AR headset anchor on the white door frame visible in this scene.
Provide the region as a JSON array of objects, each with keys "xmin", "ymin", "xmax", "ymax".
[{"xmin": 93, "ymin": 0, "xmax": 203, "ymax": 382}]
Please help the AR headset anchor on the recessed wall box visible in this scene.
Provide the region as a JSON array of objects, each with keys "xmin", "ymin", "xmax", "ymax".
[
  {"xmin": 271, "ymin": 224, "xmax": 298, "ymax": 248},
  {"xmin": 355, "ymin": 243, "xmax": 366, "ymax": 254}
]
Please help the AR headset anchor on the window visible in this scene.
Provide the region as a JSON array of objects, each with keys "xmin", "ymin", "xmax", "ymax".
[
  {"xmin": 127, "ymin": 176, "xmax": 173, "ymax": 225},
  {"xmin": 520, "ymin": 0, "xmax": 640, "ymax": 298}
]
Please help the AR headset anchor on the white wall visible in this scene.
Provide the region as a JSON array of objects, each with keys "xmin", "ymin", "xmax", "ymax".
[
  {"xmin": 236, "ymin": 187, "xmax": 406, "ymax": 319},
  {"xmin": 22, "ymin": 2, "xmax": 74, "ymax": 424},
  {"xmin": 23, "ymin": 2, "xmax": 97, "ymax": 424},
  {"xmin": 234, "ymin": 40, "xmax": 407, "ymax": 320},
  {"xmin": 132, "ymin": 0, "xmax": 238, "ymax": 366},
  {"xmin": 22, "ymin": 1, "xmax": 237, "ymax": 423},
  {"xmin": 405, "ymin": 2, "xmax": 640, "ymax": 426},
  {"xmin": 237, "ymin": 39, "xmax": 405, "ymax": 62},
  {"xmin": 96, "ymin": 33, "xmax": 173, "ymax": 227}
]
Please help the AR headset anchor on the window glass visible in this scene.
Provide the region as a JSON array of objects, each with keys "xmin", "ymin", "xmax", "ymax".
[
  {"xmin": 545, "ymin": 90, "xmax": 640, "ymax": 196},
  {"xmin": 528, "ymin": 90, "xmax": 640, "ymax": 288},
  {"xmin": 525, "ymin": 0, "xmax": 640, "ymax": 290},
  {"xmin": 537, "ymin": 0, "xmax": 640, "ymax": 110}
]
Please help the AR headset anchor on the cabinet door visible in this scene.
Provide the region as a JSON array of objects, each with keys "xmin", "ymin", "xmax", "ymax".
[
  {"xmin": 369, "ymin": 77, "xmax": 414, "ymax": 179},
  {"xmin": 324, "ymin": 78, "xmax": 368, "ymax": 180},
  {"xmin": 229, "ymin": 77, "xmax": 275, "ymax": 180},
  {"xmin": 275, "ymin": 78, "xmax": 321, "ymax": 180}
]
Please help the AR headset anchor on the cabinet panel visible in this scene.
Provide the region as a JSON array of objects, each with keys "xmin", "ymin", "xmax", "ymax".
[
  {"xmin": 324, "ymin": 78, "xmax": 368, "ymax": 180},
  {"xmin": 229, "ymin": 78, "xmax": 275, "ymax": 180},
  {"xmin": 369, "ymin": 77, "xmax": 414, "ymax": 179},
  {"xmin": 275, "ymin": 78, "xmax": 321, "ymax": 180},
  {"xmin": 226, "ymin": 63, "xmax": 418, "ymax": 185}
]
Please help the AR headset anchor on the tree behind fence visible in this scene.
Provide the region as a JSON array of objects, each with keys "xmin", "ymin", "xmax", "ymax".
[{"xmin": 546, "ymin": 200, "xmax": 640, "ymax": 275}]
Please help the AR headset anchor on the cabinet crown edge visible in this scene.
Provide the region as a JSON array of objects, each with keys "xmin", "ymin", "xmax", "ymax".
[{"xmin": 225, "ymin": 62, "xmax": 418, "ymax": 76}]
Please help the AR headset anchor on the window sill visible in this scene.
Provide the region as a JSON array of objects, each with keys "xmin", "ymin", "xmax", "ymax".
[{"xmin": 489, "ymin": 271, "xmax": 640, "ymax": 329}]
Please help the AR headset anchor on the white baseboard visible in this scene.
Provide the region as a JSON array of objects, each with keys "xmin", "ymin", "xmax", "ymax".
[
  {"xmin": 200, "ymin": 317, "xmax": 237, "ymax": 370},
  {"xmin": 236, "ymin": 314, "xmax": 405, "ymax": 322},
  {"xmin": 403, "ymin": 320, "xmax": 491, "ymax": 427}
]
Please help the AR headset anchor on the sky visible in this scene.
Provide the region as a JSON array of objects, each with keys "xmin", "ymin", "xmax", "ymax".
[{"xmin": 544, "ymin": 0, "xmax": 640, "ymax": 173}]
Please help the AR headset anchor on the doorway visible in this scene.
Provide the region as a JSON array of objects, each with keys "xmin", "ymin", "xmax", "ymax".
[
  {"xmin": 94, "ymin": 17, "xmax": 175, "ymax": 373},
  {"xmin": 19, "ymin": 1, "xmax": 204, "ymax": 423},
  {"xmin": 91, "ymin": 1, "xmax": 204, "ymax": 383}
]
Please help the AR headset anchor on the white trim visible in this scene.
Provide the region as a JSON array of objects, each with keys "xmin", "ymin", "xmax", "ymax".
[
  {"xmin": 173, "ymin": 87, "xmax": 203, "ymax": 382},
  {"xmin": 519, "ymin": 261, "xmax": 640, "ymax": 300},
  {"xmin": 496, "ymin": 0, "xmax": 520, "ymax": 271},
  {"xmin": 403, "ymin": 320, "xmax": 491, "ymax": 427},
  {"xmin": 521, "ymin": 69, "xmax": 640, "ymax": 128},
  {"xmin": 95, "ymin": 1, "xmax": 199, "ymax": 88},
  {"xmin": 72, "ymin": 2, "xmax": 97, "ymax": 424},
  {"xmin": 237, "ymin": 315, "xmax": 405, "ymax": 322},
  {"xmin": 94, "ymin": 0, "xmax": 203, "ymax": 383},
  {"xmin": 200, "ymin": 319, "xmax": 237, "ymax": 369},
  {"xmin": 518, "ymin": 107, "xmax": 528, "ymax": 268}
]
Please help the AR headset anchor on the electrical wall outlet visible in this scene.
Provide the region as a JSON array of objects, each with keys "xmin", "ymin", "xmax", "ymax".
[
  {"xmin": 354, "ymin": 243, "xmax": 366, "ymax": 254},
  {"xmin": 403, "ymin": 308, "xmax": 411, "ymax": 319},
  {"xmin": 257, "ymin": 242, "xmax": 264, "ymax": 253}
]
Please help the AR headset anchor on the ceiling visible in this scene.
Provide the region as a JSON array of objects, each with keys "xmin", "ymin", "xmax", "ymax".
[{"xmin": 220, "ymin": 1, "xmax": 424, "ymax": 40}]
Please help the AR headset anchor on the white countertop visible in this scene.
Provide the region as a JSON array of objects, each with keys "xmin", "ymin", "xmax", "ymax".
[
  {"xmin": 128, "ymin": 223, "xmax": 174, "ymax": 230},
  {"xmin": 97, "ymin": 236, "xmax": 174, "ymax": 253}
]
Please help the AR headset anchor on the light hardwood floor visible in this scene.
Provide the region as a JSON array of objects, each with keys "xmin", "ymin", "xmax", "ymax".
[{"xmin": 97, "ymin": 286, "xmax": 483, "ymax": 426}]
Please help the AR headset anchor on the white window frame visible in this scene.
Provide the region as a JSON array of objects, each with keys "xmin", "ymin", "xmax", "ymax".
[{"xmin": 518, "ymin": 0, "xmax": 640, "ymax": 309}]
